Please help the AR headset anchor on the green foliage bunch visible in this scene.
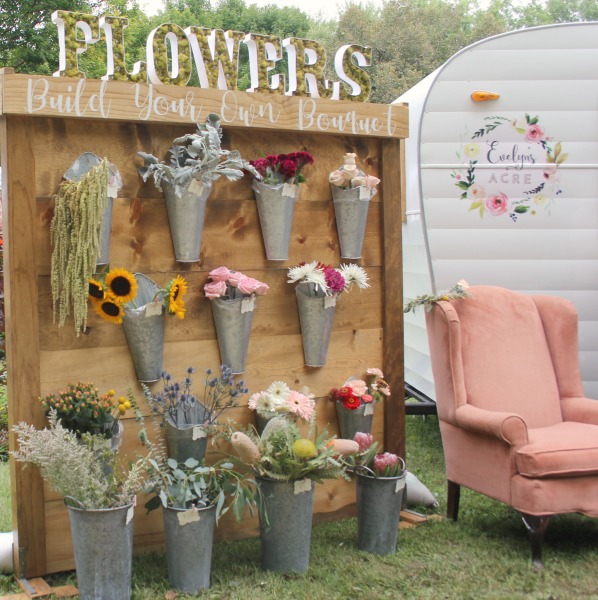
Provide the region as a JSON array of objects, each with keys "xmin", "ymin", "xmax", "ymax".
[{"xmin": 0, "ymin": 387, "xmax": 7, "ymax": 461}]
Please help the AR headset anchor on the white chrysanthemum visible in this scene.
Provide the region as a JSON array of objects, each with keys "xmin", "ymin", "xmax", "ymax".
[
  {"xmin": 287, "ymin": 261, "xmax": 318, "ymax": 283},
  {"xmin": 339, "ymin": 264, "xmax": 370, "ymax": 289},
  {"xmin": 305, "ymin": 268, "xmax": 327, "ymax": 291},
  {"xmin": 267, "ymin": 381, "xmax": 291, "ymax": 400}
]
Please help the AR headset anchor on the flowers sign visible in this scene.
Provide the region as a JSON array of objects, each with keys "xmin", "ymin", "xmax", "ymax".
[{"xmin": 452, "ymin": 114, "xmax": 567, "ymax": 221}]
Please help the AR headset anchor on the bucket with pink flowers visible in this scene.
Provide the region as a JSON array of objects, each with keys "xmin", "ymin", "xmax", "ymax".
[{"xmin": 204, "ymin": 266, "xmax": 269, "ymax": 374}]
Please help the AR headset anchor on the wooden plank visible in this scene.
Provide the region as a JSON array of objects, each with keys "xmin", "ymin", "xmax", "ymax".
[
  {"xmin": 381, "ymin": 139, "xmax": 405, "ymax": 458},
  {"xmin": 1, "ymin": 115, "xmax": 46, "ymax": 578},
  {"xmin": 0, "ymin": 72, "xmax": 408, "ymax": 138}
]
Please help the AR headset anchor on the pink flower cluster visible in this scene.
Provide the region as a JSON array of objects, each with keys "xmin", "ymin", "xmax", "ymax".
[
  {"xmin": 204, "ymin": 266, "xmax": 269, "ymax": 300},
  {"xmin": 354, "ymin": 432, "xmax": 373, "ymax": 452},
  {"xmin": 372, "ymin": 452, "xmax": 401, "ymax": 475},
  {"xmin": 248, "ymin": 383, "xmax": 315, "ymax": 422},
  {"xmin": 250, "ymin": 151, "xmax": 314, "ymax": 185},
  {"xmin": 329, "ymin": 367, "xmax": 390, "ymax": 410}
]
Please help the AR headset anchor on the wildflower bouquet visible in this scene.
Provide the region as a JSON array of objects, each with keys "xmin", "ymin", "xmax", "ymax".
[
  {"xmin": 89, "ymin": 267, "xmax": 188, "ymax": 323},
  {"xmin": 329, "ymin": 367, "xmax": 390, "ymax": 411},
  {"xmin": 39, "ymin": 383, "xmax": 133, "ymax": 439},
  {"xmin": 248, "ymin": 382, "xmax": 315, "ymax": 422},
  {"xmin": 249, "ymin": 151, "xmax": 314, "ymax": 186},
  {"xmin": 287, "ymin": 261, "xmax": 370, "ymax": 298},
  {"xmin": 403, "ymin": 279, "xmax": 471, "ymax": 313},
  {"xmin": 203, "ymin": 266, "xmax": 269, "ymax": 300}
]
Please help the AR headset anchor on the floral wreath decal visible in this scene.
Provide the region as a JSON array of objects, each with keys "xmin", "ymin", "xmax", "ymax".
[{"xmin": 451, "ymin": 115, "xmax": 567, "ymax": 221}]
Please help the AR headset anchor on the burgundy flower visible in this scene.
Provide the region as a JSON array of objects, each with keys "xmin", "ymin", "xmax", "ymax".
[
  {"xmin": 278, "ymin": 159, "xmax": 297, "ymax": 178},
  {"xmin": 266, "ymin": 154, "xmax": 279, "ymax": 166},
  {"xmin": 294, "ymin": 151, "xmax": 315, "ymax": 167},
  {"xmin": 250, "ymin": 158, "xmax": 269, "ymax": 177},
  {"xmin": 323, "ymin": 267, "xmax": 346, "ymax": 294}
]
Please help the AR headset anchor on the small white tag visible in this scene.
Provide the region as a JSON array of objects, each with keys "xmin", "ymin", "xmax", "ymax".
[
  {"xmin": 126, "ymin": 506, "xmax": 134, "ymax": 524},
  {"xmin": 107, "ymin": 184, "xmax": 118, "ymax": 199},
  {"xmin": 364, "ymin": 403, "xmax": 374, "ymax": 416},
  {"xmin": 241, "ymin": 297, "xmax": 255, "ymax": 313},
  {"xmin": 395, "ymin": 478, "xmax": 406, "ymax": 493},
  {"xmin": 294, "ymin": 478, "xmax": 312, "ymax": 495},
  {"xmin": 359, "ymin": 186, "xmax": 371, "ymax": 200},
  {"xmin": 282, "ymin": 183, "xmax": 297, "ymax": 198},
  {"xmin": 144, "ymin": 302, "xmax": 162, "ymax": 317},
  {"xmin": 188, "ymin": 178, "xmax": 204, "ymax": 195},
  {"xmin": 192, "ymin": 426, "xmax": 207, "ymax": 440},
  {"xmin": 324, "ymin": 295, "xmax": 337, "ymax": 309},
  {"xmin": 177, "ymin": 508, "xmax": 200, "ymax": 526}
]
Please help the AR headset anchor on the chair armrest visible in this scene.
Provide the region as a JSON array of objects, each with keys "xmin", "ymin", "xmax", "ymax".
[
  {"xmin": 561, "ymin": 396, "xmax": 598, "ymax": 425},
  {"xmin": 455, "ymin": 404, "xmax": 528, "ymax": 447}
]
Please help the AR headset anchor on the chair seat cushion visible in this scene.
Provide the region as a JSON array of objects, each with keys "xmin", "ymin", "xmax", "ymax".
[{"xmin": 516, "ymin": 422, "xmax": 598, "ymax": 478}]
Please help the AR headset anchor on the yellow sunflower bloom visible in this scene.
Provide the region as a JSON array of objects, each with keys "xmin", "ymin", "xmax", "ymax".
[
  {"xmin": 167, "ymin": 275, "xmax": 188, "ymax": 319},
  {"xmin": 88, "ymin": 278, "xmax": 105, "ymax": 301},
  {"xmin": 105, "ymin": 268, "xmax": 137, "ymax": 304},
  {"xmin": 92, "ymin": 295, "xmax": 124, "ymax": 324}
]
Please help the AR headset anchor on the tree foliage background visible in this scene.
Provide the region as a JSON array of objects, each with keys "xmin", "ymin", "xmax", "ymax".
[{"xmin": 0, "ymin": 0, "xmax": 596, "ymax": 102}]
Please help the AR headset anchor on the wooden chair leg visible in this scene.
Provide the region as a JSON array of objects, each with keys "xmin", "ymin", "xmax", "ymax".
[
  {"xmin": 447, "ymin": 480, "xmax": 460, "ymax": 521},
  {"xmin": 521, "ymin": 513, "xmax": 551, "ymax": 570}
]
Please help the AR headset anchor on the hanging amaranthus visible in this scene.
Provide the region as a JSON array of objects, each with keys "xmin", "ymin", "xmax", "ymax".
[{"xmin": 50, "ymin": 158, "xmax": 109, "ymax": 334}]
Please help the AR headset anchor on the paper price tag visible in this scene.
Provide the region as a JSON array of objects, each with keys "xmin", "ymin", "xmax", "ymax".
[
  {"xmin": 107, "ymin": 184, "xmax": 118, "ymax": 199},
  {"xmin": 282, "ymin": 183, "xmax": 297, "ymax": 198},
  {"xmin": 145, "ymin": 302, "xmax": 163, "ymax": 317},
  {"xmin": 188, "ymin": 178, "xmax": 204, "ymax": 195},
  {"xmin": 395, "ymin": 478, "xmax": 406, "ymax": 494},
  {"xmin": 192, "ymin": 426, "xmax": 207, "ymax": 440},
  {"xmin": 241, "ymin": 297, "xmax": 256, "ymax": 313},
  {"xmin": 294, "ymin": 478, "xmax": 312, "ymax": 495},
  {"xmin": 126, "ymin": 506, "xmax": 135, "ymax": 525},
  {"xmin": 364, "ymin": 403, "xmax": 374, "ymax": 416},
  {"xmin": 324, "ymin": 295, "xmax": 337, "ymax": 309},
  {"xmin": 359, "ymin": 186, "xmax": 371, "ymax": 201},
  {"xmin": 177, "ymin": 508, "xmax": 200, "ymax": 526}
]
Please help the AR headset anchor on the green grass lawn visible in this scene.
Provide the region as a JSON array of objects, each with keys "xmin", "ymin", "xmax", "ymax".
[
  {"xmin": 2, "ymin": 416, "xmax": 598, "ymax": 598},
  {"xmin": 0, "ymin": 461, "xmax": 10, "ymax": 532}
]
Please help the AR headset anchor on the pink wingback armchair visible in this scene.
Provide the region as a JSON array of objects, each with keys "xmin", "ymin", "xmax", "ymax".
[{"xmin": 425, "ymin": 285, "xmax": 598, "ymax": 567}]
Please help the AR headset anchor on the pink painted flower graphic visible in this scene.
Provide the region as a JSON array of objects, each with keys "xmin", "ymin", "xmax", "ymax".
[
  {"xmin": 524, "ymin": 124, "xmax": 545, "ymax": 143},
  {"xmin": 484, "ymin": 193, "xmax": 510, "ymax": 216}
]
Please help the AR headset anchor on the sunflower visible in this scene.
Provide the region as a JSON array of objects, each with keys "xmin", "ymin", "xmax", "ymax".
[
  {"xmin": 166, "ymin": 275, "xmax": 188, "ymax": 318},
  {"xmin": 88, "ymin": 278, "xmax": 105, "ymax": 301},
  {"xmin": 105, "ymin": 268, "xmax": 137, "ymax": 304},
  {"xmin": 92, "ymin": 295, "xmax": 125, "ymax": 324}
]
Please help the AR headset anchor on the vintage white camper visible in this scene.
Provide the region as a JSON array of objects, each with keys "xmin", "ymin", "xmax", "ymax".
[{"xmin": 398, "ymin": 22, "xmax": 598, "ymax": 400}]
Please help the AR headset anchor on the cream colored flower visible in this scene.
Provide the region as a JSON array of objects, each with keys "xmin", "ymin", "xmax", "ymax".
[{"xmin": 464, "ymin": 143, "xmax": 480, "ymax": 159}]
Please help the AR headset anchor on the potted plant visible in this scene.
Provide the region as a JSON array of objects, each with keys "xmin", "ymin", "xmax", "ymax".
[
  {"xmin": 144, "ymin": 452, "xmax": 258, "ymax": 593},
  {"xmin": 12, "ymin": 409, "xmax": 149, "ymax": 599},
  {"xmin": 138, "ymin": 114, "xmax": 258, "ymax": 262},
  {"xmin": 89, "ymin": 268, "xmax": 188, "ymax": 382},
  {"xmin": 247, "ymin": 381, "xmax": 315, "ymax": 434},
  {"xmin": 328, "ymin": 152, "xmax": 380, "ymax": 259},
  {"xmin": 328, "ymin": 367, "xmax": 390, "ymax": 439},
  {"xmin": 230, "ymin": 416, "xmax": 355, "ymax": 573},
  {"xmin": 248, "ymin": 151, "xmax": 314, "ymax": 260},
  {"xmin": 287, "ymin": 262, "xmax": 370, "ymax": 366},
  {"xmin": 203, "ymin": 266, "xmax": 269, "ymax": 374},
  {"xmin": 344, "ymin": 432, "xmax": 406, "ymax": 555},
  {"xmin": 143, "ymin": 365, "xmax": 247, "ymax": 464}
]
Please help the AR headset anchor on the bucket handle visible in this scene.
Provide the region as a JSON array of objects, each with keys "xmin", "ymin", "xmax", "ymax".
[
  {"xmin": 64, "ymin": 496, "xmax": 86, "ymax": 510},
  {"xmin": 353, "ymin": 456, "xmax": 406, "ymax": 478}
]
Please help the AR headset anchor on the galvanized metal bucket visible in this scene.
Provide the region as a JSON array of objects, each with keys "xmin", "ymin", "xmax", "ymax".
[
  {"xmin": 355, "ymin": 463, "xmax": 406, "ymax": 555},
  {"xmin": 162, "ymin": 503, "xmax": 216, "ymax": 593},
  {"xmin": 295, "ymin": 282, "xmax": 336, "ymax": 367},
  {"xmin": 96, "ymin": 197, "xmax": 113, "ymax": 267},
  {"xmin": 122, "ymin": 274, "xmax": 165, "ymax": 383},
  {"xmin": 332, "ymin": 186, "xmax": 370, "ymax": 259},
  {"xmin": 258, "ymin": 477, "xmax": 315, "ymax": 573},
  {"xmin": 252, "ymin": 180, "xmax": 298, "ymax": 261},
  {"xmin": 335, "ymin": 401, "xmax": 374, "ymax": 440},
  {"xmin": 164, "ymin": 404, "xmax": 209, "ymax": 463},
  {"xmin": 211, "ymin": 296, "xmax": 255, "ymax": 374},
  {"xmin": 162, "ymin": 179, "xmax": 213, "ymax": 263},
  {"xmin": 66, "ymin": 500, "xmax": 134, "ymax": 600},
  {"xmin": 255, "ymin": 412, "xmax": 275, "ymax": 435}
]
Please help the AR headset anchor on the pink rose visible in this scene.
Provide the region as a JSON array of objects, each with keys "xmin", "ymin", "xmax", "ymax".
[
  {"xmin": 353, "ymin": 175, "xmax": 380, "ymax": 189},
  {"xmin": 329, "ymin": 170, "xmax": 346, "ymax": 187},
  {"xmin": 524, "ymin": 124, "xmax": 544, "ymax": 143},
  {"xmin": 254, "ymin": 281, "xmax": 270, "ymax": 296},
  {"xmin": 543, "ymin": 165, "xmax": 559, "ymax": 182},
  {"xmin": 346, "ymin": 379, "xmax": 368, "ymax": 396},
  {"xmin": 227, "ymin": 271, "xmax": 246, "ymax": 287},
  {"xmin": 484, "ymin": 193, "xmax": 510, "ymax": 216},
  {"xmin": 362, "ymin": 394, "xmax": 373, "ymax": 403},
  {"xmin": 208, "ymin": 266, "xmax": 230, "ymax": 282},
  {"xmin": 204, "ymin": 280, "xmax": 227, "ymax": 299},
  {"xmin": 354, "ymin": 432, "xmax": 373, "ymax": 452},
  {"xmin": 237, "ymin": 276, "xmax": 260, "ymax": 295}
]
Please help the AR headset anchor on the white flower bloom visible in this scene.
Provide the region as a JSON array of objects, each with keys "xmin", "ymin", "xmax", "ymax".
[
  {"xmin": 267, "ymin": 381, "xmax": 291, "ymax": 400},
  {"xmin": 287, "ymin": 261, "xmax": 318, "ymax": 283},
  {"xmin": 255, "ymin": 392, "xmax": 278, "ymax": 413},
  {"xmin": 305, "ymin": 268, "xmax": 327, "ymax": 292},
  {"xmin": 339, "ymin": 263, "xmax": 370, "ymax": 289}
]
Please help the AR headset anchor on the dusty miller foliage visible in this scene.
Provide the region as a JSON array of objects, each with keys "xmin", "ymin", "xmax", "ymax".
[{"xmin": 50, "ymin": 158, "xmax": 108, "ymax": 335}]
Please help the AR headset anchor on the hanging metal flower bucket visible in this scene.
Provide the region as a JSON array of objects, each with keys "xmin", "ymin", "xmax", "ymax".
[
  {"xmin": 295, "ymin": 281, "xmax": 336, "ymax": 367},
  {"xmin": 162, "ymin": 503, "xmax": 216, "ymax": 593},
  {"xmin": 355, "ymin": 461, "xmax": 407, "ymax": 555},
  {"xmin": 66, "ymin": 499, "xmax": 134, "ymax": 600},
  {"xmin": 335, "ymin": 401, "xmax": 374, "ymax": 440},
  {"xmin": 96, "ymin": 197, "xmax": 114, "ymax": 267},
  {"xmin": 210, "ymin": 296, "xmax": 255, "ymax": 374},
  {"xmin": 164, "ymin": 404, "xmax": 210, "ymax": 464},
  {"xmin": 331, "ymin": 185, "xmax": 371, "ymax": 259},
  {"xmin": 258, "ymin": 477, "xmax": 315, "ymax": 573},
  {"xmin": 122, "ymin": 274, "xmax": 165, "ymax": 383},
  {"xmin": 252, "ymin": 180, "xmax": 299, "ymax": 261},
  {"xmin": 162, "ymin": 179, "xmax": 213, "ymax": 263}
]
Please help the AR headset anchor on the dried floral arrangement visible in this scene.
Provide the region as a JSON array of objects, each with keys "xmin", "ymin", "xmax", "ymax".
[{"xmin": 403, "ymin": 280, "xmax": 471, "ymax": 313}]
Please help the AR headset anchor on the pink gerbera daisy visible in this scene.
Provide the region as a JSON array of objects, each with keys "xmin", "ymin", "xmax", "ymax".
[{"xmin": 286, "ymin": 390, "xmax": 314, "ymax": 421}]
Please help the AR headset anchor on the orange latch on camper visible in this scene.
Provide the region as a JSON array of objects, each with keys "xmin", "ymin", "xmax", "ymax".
[{"xmin": 471, "ymin": 90, "xmax": 500, "ymax": 102}]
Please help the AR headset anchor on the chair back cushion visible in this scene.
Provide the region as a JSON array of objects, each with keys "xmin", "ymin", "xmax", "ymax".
[{"xmin": 439, "ymin": 286, "xmax": 563, "ymax": 428}]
